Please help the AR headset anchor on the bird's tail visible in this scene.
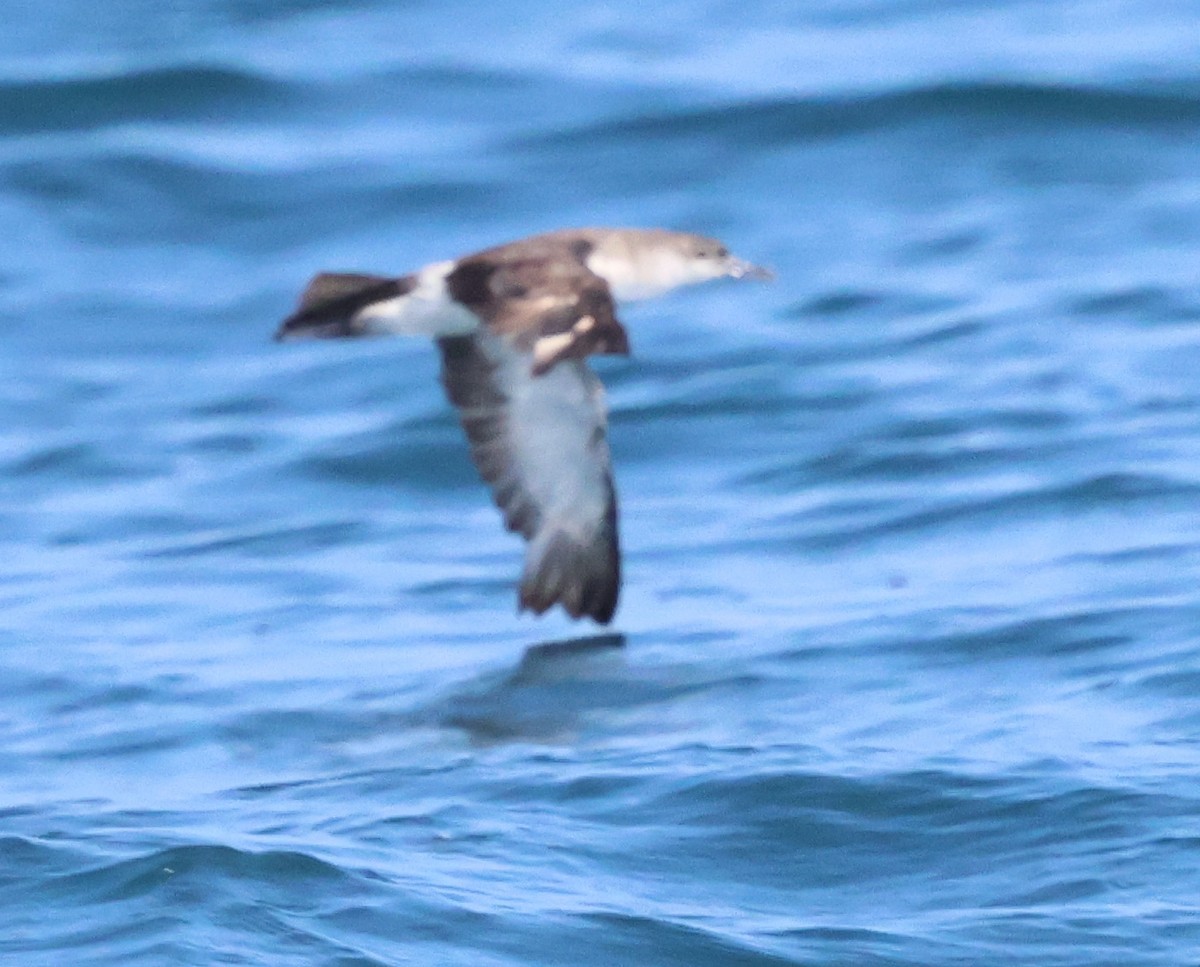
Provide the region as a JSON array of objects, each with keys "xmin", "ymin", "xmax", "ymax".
[{"xmin": 274, "ymin": 272, "xmax": 413, "ymax": 341}]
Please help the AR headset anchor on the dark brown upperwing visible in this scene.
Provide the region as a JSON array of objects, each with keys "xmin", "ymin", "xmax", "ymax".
[{"xmin": 445, "ymin": 249, "xmax": 629, "ymax": 369}]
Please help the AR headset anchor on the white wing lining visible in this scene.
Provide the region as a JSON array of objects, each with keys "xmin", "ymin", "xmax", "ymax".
[{"xmin": 438, "ymin": 331, "xmax": 620, "ymax": 622}]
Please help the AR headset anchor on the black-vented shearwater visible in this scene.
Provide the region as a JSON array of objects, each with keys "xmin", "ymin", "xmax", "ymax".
[{"xmin": 275, "ymin": 227, "xmax": 771, "ymax": 624}]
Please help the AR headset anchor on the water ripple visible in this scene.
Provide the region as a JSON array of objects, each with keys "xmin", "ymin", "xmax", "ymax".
[
  {"xmin": 5, "ymin": 2, "xmax": 1200, "ymax": 965},
  {"xmin": 0, "ymin": 65, "xmax": 293, "ymax": 133},
  {"xmin": 517, "ymin": 82, "xmax": 1200, "ymax": 152}
]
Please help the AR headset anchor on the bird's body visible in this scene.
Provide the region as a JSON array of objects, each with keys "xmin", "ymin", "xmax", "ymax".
[{"xmin": 276, "ymin": 227, "xmax": 770, "ymax": 624}]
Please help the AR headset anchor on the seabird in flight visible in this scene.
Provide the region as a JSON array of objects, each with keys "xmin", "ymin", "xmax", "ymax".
[{"xmin": 275, "ymin": 227, "xmax": 772, "ymax": 624}]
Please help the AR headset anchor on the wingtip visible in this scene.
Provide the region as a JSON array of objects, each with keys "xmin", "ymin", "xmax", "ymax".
[
  {"xmin": 518, "ymin": 588, "xmax": 618, "ymax": 625},
  {"xmin": 518, "ymin": 529, "xmax": 620, "ymax": 624}
]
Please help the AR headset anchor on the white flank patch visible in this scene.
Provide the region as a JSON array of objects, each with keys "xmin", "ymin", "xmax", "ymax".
[{"xmin": 356, "ymin": 260, "xmax": 480, "ymax": 337}]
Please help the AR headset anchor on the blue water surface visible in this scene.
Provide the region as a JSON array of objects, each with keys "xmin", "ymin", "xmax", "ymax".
[{"xmin": 3, "ymin": 1, "xmax": 1200, "ymax": 964}]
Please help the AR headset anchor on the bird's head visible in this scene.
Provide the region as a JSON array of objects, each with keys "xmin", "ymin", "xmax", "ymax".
[{"xmin": 587, "ymin": 229, "xmax": 774, "ymax": 301}]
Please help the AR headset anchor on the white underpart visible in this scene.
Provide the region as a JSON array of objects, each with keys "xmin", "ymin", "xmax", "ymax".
[{"xmin": 356, "ymin": 260, "xmax": 480, "ymax": 337}]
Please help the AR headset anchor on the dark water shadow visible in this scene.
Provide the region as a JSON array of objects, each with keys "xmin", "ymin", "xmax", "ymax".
[
  {"xmin": 511, "ymin": 632, "xmax": 627, "ymax": 676},
  {"xmin": 431, "ymin": 633, "xmax": 633, "ymax": 743},
  {"xmin": 418, "ymin": 632, "xmax": 735, "ymax": 745}
]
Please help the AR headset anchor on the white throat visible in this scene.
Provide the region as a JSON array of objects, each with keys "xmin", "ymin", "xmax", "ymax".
[{"xmin": 586, "ymin": 249, "xmax": 687, "ymax": 302}]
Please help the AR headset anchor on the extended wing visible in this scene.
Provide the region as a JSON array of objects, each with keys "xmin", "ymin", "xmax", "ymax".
[
  {"xmin": 439, "ymin": 332, "xmax": 621, "ymax": 622},
  {"xmin": 437, "ymin": 251, "xmax": 629, "ymax": 623}
]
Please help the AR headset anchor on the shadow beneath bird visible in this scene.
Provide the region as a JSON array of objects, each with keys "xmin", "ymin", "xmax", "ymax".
[
  {"xmin": 511, "ymin": 632, "xmax": 627, "ymax": 678},
  {"xmin": 414, "ymin": 630, "xmax": 753, "ymax": 744}
]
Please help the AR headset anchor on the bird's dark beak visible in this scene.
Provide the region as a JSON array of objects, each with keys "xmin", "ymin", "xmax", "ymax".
[{"xmin": 728, "ymin": 257, "xmax": 775, "ymax": 282}]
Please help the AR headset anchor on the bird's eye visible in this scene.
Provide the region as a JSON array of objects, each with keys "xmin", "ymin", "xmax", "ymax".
[{"xmin": 715, "ymin": 246, "xmax": 728, "ymax": 258}]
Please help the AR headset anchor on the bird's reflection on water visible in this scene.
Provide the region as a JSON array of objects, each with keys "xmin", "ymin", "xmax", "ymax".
[
  {"xmin": 435, "ymin": 633, "xmax": 635, "ymax": 742},
  {"xmin": 426, "ymin": 630, "xmax": 744, "ymax": 744},
  {"xmin": 510, "ymin": 633, "xmax": 627, "ymax": 679}
]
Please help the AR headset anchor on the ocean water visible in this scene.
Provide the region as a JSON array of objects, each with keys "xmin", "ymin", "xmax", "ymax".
[{"xmin": 4, "ymin": 1, "xmax": 1200, "ymax": 963}]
